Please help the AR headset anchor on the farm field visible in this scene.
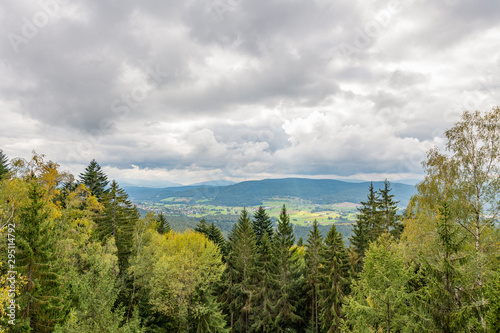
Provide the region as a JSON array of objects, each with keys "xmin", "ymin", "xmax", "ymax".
[{"xmin": 138, "ymin": 196, "xmax": 359, "ymax": 226}]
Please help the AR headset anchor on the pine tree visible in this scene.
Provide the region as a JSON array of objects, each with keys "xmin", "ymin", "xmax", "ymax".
[
  {"xmin": 79, "ymin": 159, "xmax": 109, "ymax": 200},
  {"xmin": 379, "ymin": 180, "xmax": 399, "ymax": 236},
  {"xmin": 195, "ymin": 219, "xmax": 227, "ymax": 259},
  {"xmin": 421, "ymin": 202, "xmax": 465, "ymax": 332},
  {"xmin": 156, "ymin": 212, "xmax": 171, "ymax": 234},
  {"xmin": 304, "ymin": 220, "xmax": 323, "ymax": 333},
  {"xmin": 0, "ymin": 150, "xmax": 9, "ymax": 180},
  {"xmin": 98, "ymin": 180, "xmax": 139, "ymax": 275},
  {"xmin": 207, "ymin": 222, "xmax": 227, "ymax": 259},
  {"xmin": 16, "ymin": 181, "xmax": 67, "ymax": 332},
  {"xmin": 319, "ymin": 224, "xmax": 351, "ymax": 333},
  {"xmin": 274, "ymin": 205, "xmax": 301, "ymax": 331},
  {"xmin": 250, "ymin": 232, "xmax": 279, "ymax": 332},
  {"xmin": 349, "ymin": 182, "xmax": 381, "ymax": 271},
  {"xmin": 252, "ymin": 206, "xmax": 273, "ymax": 246},
  {"xmin": 226, "ymin": 208, "xmax": 257, "ymax": 333}
]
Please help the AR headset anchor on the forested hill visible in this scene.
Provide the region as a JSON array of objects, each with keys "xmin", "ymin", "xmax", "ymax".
[{"xmin": 125, "ymin": 178, "xmax": 416, "ymax": 206}]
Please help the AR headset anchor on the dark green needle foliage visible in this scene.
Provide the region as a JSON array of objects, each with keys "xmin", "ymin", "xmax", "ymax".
[
  {"xmin": 274, "ymin": 205, "xmax": 301, "ymax": 331},
  {"xmin": 252, "ymin": 206, "xmax": 273, "ymax": 246},
  {"xmin": 15, "ymin": 182, "xmax": 67, "ymax": 332},
  {"xmin": 156, "ymin": 212, "xmax": 171, "ymax": 234},
  {"xmin": 79, "ymin": 159, "xmax": 109, "ymax": 200},
  {"xmin": 319, "ymin": 224, "xmax": 351, "ymax": 333},
  {"xmin": 0, "ymin": 150, "xmax": 9, "ymax": 180}
]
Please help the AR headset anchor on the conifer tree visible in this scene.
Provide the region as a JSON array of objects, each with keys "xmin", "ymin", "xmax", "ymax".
[
  {"xmin": 274, "ymin": 205, "xmax": 301, "ymax": 331},
  {"xmin": 0, "ymin": 150, "xmax": 9, "ymax": 180},
  {"xmin": 319, "ymin": 224, "xmax": 351, "ymax": 333},
  {"xmin": 304, "ymin": 220, "xmax": 323, "ymax": 333},
  {"xmin": 379, "ymin": 180, "xmax": 399, "ymax": 236},
  {"xmin": 98, "ymin": 180, "xmax": 139, "ymax": 275},
  {"xmin": 208, "ymin": 222, "xmax": 227, "ymax": 259},
  {"xmin": 226, "ymin": 208, "xmax": 257, "ymax": 333},
  {"xmin": 350, "ymin": 182, "xmax": 381, "ymax": 270},
  {"xmin": 79, "ymin": 159, "xmax": 109, "ymax": 200},
  {"xmin": 195, "ymin": 218, "xmax": 227, "ymax": 259},
  {"xmin": 252, "ymin": 206, "xmax": 273, "ymax": 246},
  {"xmin": 194, "ymin": 217, "xmax": 210, "ymax": 234},
  {"xmin": 250, "ymin": 232, "xmax": 278, "ymax": 332},
  {"xmin": 420, "ymin": 202, "xmax": 465, "ymax": 332},
  {"xmin": 156, "ymin": 212, "xmax": 171, "ymax": 234},
  {"xmin": 16, "ymin": 181, "xmax": 67, "ymax": 332}
]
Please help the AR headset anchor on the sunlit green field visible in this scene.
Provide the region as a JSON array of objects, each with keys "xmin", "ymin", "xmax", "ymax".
[{"xmin": 155, "ymin": 196, "xmax": 359, "ymax": 226}]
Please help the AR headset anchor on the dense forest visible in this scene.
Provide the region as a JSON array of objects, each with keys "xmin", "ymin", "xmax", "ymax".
[{"xmin": 1, "ymin": 108, "xmax": 500, "ymax": 332}]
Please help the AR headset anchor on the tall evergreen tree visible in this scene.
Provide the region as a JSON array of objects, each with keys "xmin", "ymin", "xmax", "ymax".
[
  {"xmin": 349, "ymin": 182, "xmax": 381, "ymax": 271},
  {"xmin": 156, "ymin": 212, "xmax": 171, "ymax": 234},
  {"xmin": 420, "ymin": 202, "xmax": 465, "ymax": 332},
  {"xmin": 252, "ymin": 206, "xmax": 273, "ymax": 246},
  {"xmin": 304, "ymin": 220, "xmax": 323, "ymax": 333},
  {"xmin": 274, "ymin": 205, "xmax": 301, "ymax": 331},
  {"xmin": 196, "ymin": 218, "xmax": 227, "ymax": 260},
  {"xmin": 0, "ymin": 150, "xmax": 9, "ymax": 180},
  {"xmin": 79, "ymin": 159, "xmax": 109, "ymax": 200},
  {"xmin": 250, "ymin": 232, "xmax": 279, "ymax": 332},
  {"xmin": 16, "ymin": 182, "xmax": 67, "ymax": 332},
  {"xmin": 98, "ymin": 180, "xmax": 139, "ymax": 275},
  {"xmin": 379, "ymin": 180, "xmax": 399, "ymax": 237},
  {"xmin": 319, "ymin": 224, "xmax": 351, "ymax": 333},
  {"xmin": 226, "ymin": 208, "xmax": 257, "ymax": 333}
]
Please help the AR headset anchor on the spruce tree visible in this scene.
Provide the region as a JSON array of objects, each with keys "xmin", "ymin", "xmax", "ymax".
[
  {"xmin": 16, "ymin": 182, "xmax": 67, "ymax": 332},
  {"xmin": 379, "ymin": 180, "xmax": 399, "ymax": 236},
  {"xmin": 274, "ymin": 205, "xmax": 301, "ymax": 331},
  {"xmin": 226, "ymin": 208, "xmax": 257, "ymax": 333},
  {"xmin": 98, "ymin": 180, "xmax": 139, "ymax": 275},
  {"xmin": 207, "ymin": 222, "xmax": 227, "ymax": 259},
  {"xmin": 250, "ymin": 232, "xmax": 279, "ymax": 332},
  {"xmin": 319, "ymin": 224, "xmax": 351, "ymax": 333},
  {"xmin": 304, "ymin": 220, "xmax": 323, "ymax": 333},
  {"xmin": 0, "ymin": 150, "xmax": 9, "ymax": 179},
  {"xmin": 421, "ymin": 202, "xmax": 465, "ymax": 332},
  {"xmin": 252, "ymin": 206, "xmax": 273, "ymax": 246},
  {"xmin": 349, "ymin": 182, "xmax": 381, "ymax": 270},
  {"xmin": 79, "ymin": 159, "xmax": 109, "ymax": 200},
  {"xmin": 195, "ymin": 218, "xmax": 227, "ymax": 259},
  {"xmin": 156, "ymin": 212, "xmax": 171, "ymax": 234}
]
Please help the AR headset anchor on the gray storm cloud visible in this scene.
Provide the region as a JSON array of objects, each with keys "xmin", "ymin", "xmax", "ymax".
[{"xmin": 1, "ymin": 0, "xmax": 500, "ymax": 184}]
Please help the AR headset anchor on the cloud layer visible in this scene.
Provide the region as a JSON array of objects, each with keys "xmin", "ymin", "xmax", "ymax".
[{"xmin": 1, "ymin": 0, "xmax": 500, "ymax": 184}]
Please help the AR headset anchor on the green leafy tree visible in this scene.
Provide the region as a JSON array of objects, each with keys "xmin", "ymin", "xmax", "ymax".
[
  {"xmin": 319, "ymin": 224, "xmax": 351, "ymax": 333},
  {"xmin": 304, "ymin": 220, "xmax": 323, "ymax": 333},
  {"xmin": 274, "ymin": 205, "xmax": 301, "ymax": 331},
  {"xmin": 252, "ymin": 206, "xmax": 273, "ymax": 246},
  {"xmin": 403, "ymin": 107, "xmax": 500, "ymax": 330},
  {"xmin": 79, "ymin": 159, "xmax": 109, "ymax": 200}
]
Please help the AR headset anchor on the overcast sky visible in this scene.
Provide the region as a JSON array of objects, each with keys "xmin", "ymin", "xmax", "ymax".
[{"xmin": 1, "ymin": 0, "xmax": 500, "ymax": 186}]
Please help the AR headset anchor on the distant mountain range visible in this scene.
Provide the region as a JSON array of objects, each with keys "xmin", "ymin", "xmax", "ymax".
[{"xmin": 124, "ymin": 178, "xmax": 416, "ymax": 207}]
